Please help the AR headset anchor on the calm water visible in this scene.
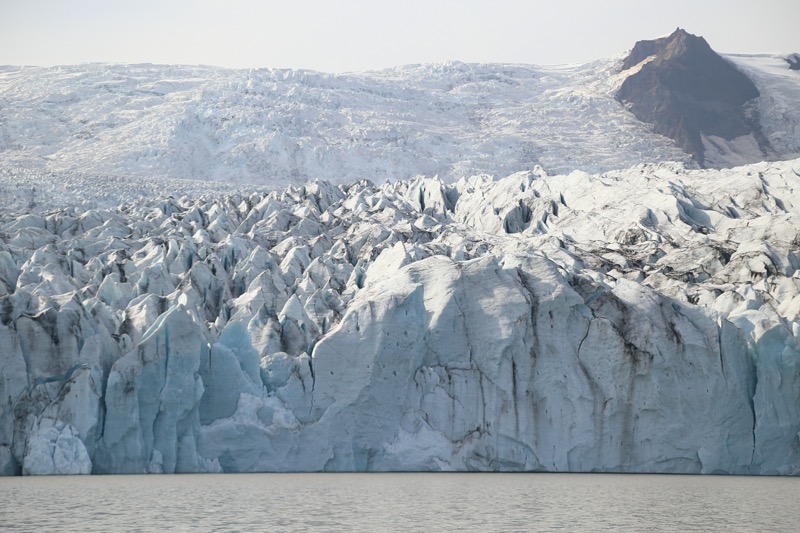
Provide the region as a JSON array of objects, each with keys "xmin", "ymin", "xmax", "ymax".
[{"xmin": 1, "ymin": 473, "xmax": 797, "ymax": 532}]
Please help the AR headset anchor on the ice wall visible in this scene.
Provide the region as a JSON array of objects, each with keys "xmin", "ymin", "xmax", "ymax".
[{"xmin": 2, "ymin": 160, "xmax": 800, "ymax": 475}]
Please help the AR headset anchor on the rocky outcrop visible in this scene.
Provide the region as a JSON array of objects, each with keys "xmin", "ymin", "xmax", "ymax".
[
  {"xmin": 2, "ymin": 159, "xmax": 800, "ymax": 475},
  {"xmin": 616, "ymin": 29, "xmax": 763, "ymax": 166},
  {"xmin": 786, "ymin": 54, "xmax": 800, "ymax": 71}
]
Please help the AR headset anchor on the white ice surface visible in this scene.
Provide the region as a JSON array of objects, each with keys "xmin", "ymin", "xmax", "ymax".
[
  {"xmin": 0, "ymin": 60, "xmax": 697, "ymax": 186},
  {"xmin": 3, "ymin": 158, "xmax": 800, "ymax": 474},
  {"xmin": 3, "ymin": 53, "xmax": 800, "ymax": 475},
  {"xmin": 725, "ymin": 54, "xmax": 800, "ymax": 161}
]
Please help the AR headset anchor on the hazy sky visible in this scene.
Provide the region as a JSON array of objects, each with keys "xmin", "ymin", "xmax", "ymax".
[{"xmin": 1, "ymin": 0, "xmax": 797, "ymax": 72}]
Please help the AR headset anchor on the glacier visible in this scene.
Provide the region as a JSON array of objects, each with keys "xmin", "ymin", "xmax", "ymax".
[
  {"xmin": 1, "ymin": 53, "xmax": 797, "ymax": 192},
  {"xmin": 2, "ymin": 158, "xmax": 800, "ymax": 475},
  {"xmin": 0, "ymin": 59, "xmax": 692, "ymax": 185}
]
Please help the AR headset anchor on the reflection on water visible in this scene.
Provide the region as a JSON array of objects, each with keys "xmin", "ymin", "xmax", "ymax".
[{"xmin": 1, "ymin": 473, "xmax": 797, "ymax": 532}]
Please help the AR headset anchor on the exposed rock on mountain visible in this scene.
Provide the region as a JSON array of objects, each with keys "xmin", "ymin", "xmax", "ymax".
[
  {"xmin": 2, "ymin": 158, "xmax": 800, "ymax": 475},
  {"xmin": 616, "ymin": 28, "xmax": 764, "ymax": 167},
  {"xmin": 786, "ymin": 54, "xmax": 800, "ymax": 71}
]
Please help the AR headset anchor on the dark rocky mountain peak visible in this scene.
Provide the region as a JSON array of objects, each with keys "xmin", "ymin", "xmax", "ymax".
[
  {"xmin": 786, "ymin": 53, "xmax": 800, "ymax": 71},
  {"xmin": 616, "ymin": 28, "xmax": 764, "ymax": 166},
  {"xmin": 621, "ymin": 28, "xmax": 695, "ymax": 70}
]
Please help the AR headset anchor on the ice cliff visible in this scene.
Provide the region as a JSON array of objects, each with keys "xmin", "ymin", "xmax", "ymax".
[{"xmin": 2, "ymin": 158, "xmax": 800, "ymax": 475}]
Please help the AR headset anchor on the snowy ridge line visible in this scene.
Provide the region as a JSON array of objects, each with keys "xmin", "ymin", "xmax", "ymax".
[{"xmin": 1, "ymin": 157, "xmax": 799, "ymax": 475}]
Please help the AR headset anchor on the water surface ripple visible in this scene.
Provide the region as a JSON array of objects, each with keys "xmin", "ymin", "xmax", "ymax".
[{"xmin": 1, "ymin": 473, "xmax": 797, "ymax": 532}]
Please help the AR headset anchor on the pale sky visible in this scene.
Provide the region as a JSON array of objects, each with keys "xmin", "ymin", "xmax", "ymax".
[{"xmin": 1, "ymin": 0, "xmax": 797, "ymax": 72}]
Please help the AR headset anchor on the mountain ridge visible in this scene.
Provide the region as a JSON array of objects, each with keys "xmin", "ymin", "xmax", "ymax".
[{"xmin": 616, "ymin": 28, "xmax": 765, "ymax": 166}]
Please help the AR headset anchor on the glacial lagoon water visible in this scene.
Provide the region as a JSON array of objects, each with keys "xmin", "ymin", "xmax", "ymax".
[{"xmin": 1, "ymin": 473, "xmax": 797, "ymax": 532}]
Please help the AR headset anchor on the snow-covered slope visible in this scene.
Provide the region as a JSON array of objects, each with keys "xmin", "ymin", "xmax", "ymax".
[
  {"xmin": 725, "ymin": 54, "xmax": 800, "ymax": 161},
  {"xmin": 2, "ymin": 55, "xmax": 798, "ymax": 186},
  {"xmin": 0, "ymin": 60, "xmax": 699, "ymax": 185},
  {"xmin": 2, "ymin": 158, "xmax": 799, "ymax": 475}
]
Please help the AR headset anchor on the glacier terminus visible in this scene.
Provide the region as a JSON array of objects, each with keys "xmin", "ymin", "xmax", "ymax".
[
  {"xmin": 1, "ymin": 160, "xmax": 800, "ymax": 475},
  {"xmin": 1, "ymin": 30, "xmax": 800, "ymax": 475}
]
